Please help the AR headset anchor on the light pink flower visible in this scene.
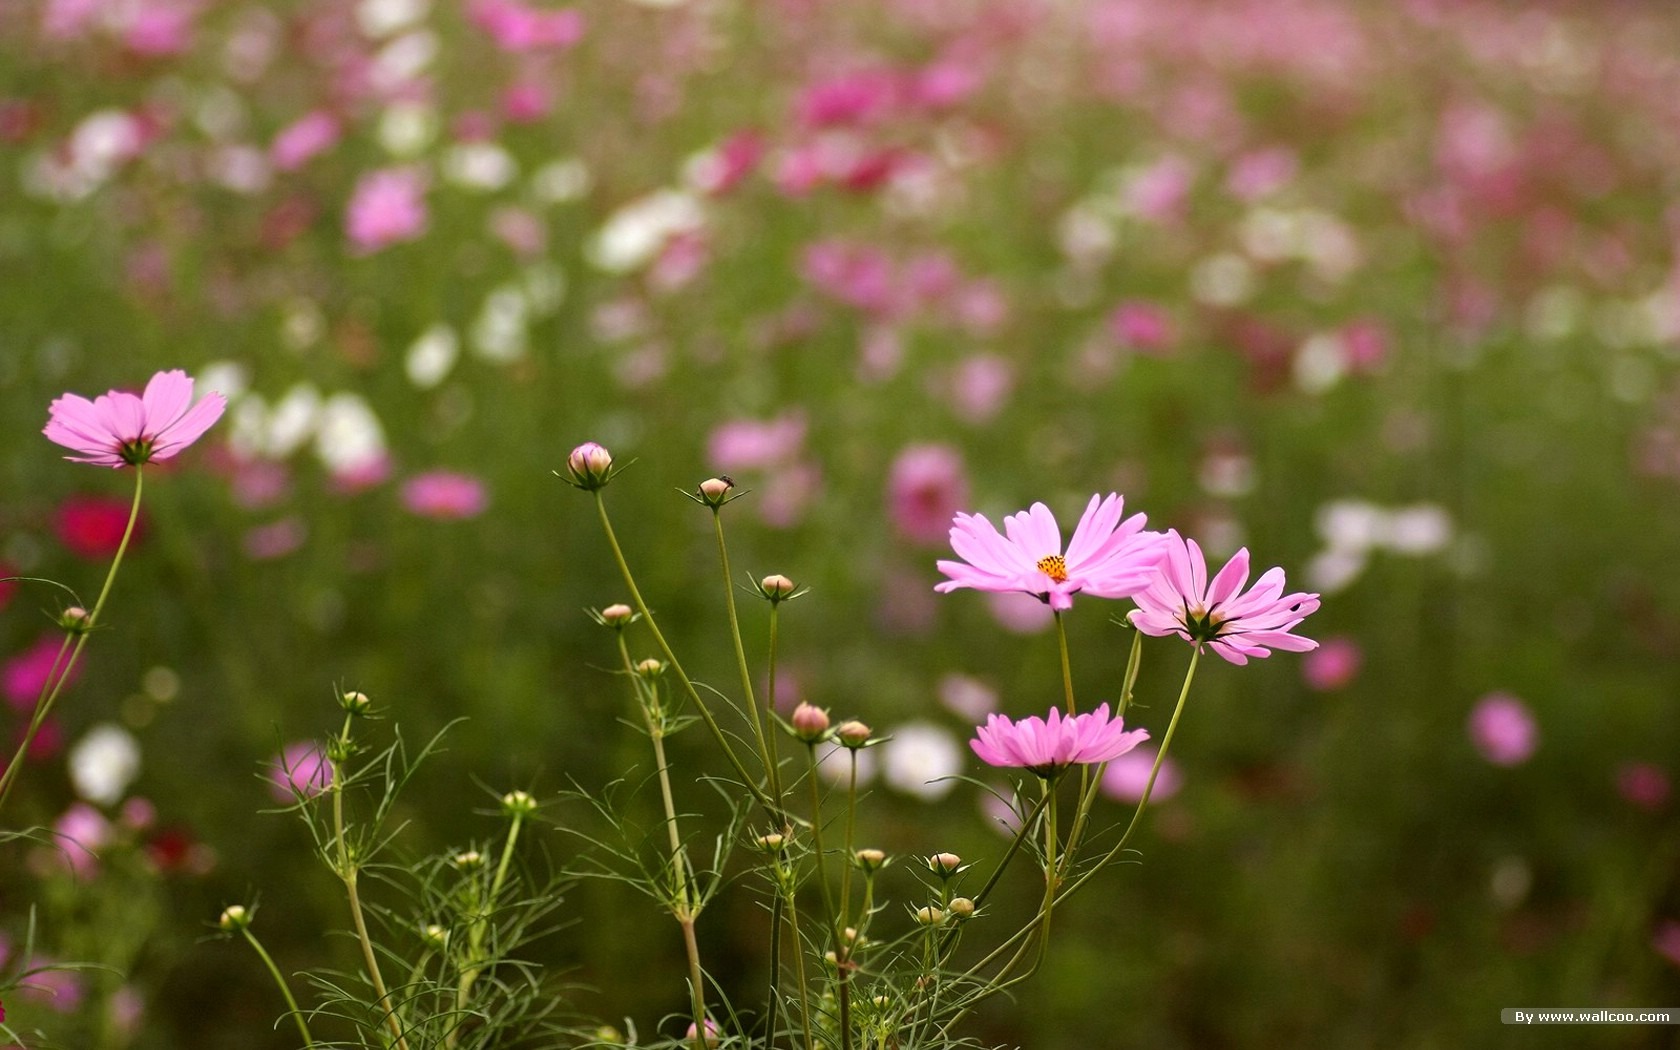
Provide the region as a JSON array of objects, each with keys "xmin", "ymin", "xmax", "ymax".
[
  {"xmin": 1129, "ymin": 531, "xmax": 1320, "ymax": 665},
  {"xmin": 44, "ymin": 369, "xmax": 226, "ymax": 468},
  {"xmin": 346, "ymin": 168, "xmax": 428, "ymax": 253},
  {"xmin": 401, "ymin": 471, "xmax": 489, "ymax": 520},
  {"xmin": 53, "ymin": 802, "xmax": 110, "ymax": 880},
  {"xmin": 971, "ymin": 703, "xmax": 1148, "ymax": 777},
  {"xmin": 936, "ymin": 494, "xmax": 1164, "ymax": 613},
  {"xmin": 1302, "ymin": 636, "xmax": 1362, "ymax": 691},
  {"xmin": 1101, "ymin": 744, "xmax": 1182, "ymax": 804},
  {"xmin": 888, "ymin": 445, "xmax": 970, "ymax": 546},
  {"xmin": 270, "ymin": 112, "xmax": 341, "ymax": 172},
  {"xmin": 469, "ymin": 0, "xmax": 583, "ymax": 51},
  {"xmin": 269, "ymin": 742, "xmax": 332, "ymax": 802},
  {"xmin": 1466, "ymin": 692, "xmax": 1538, "ymax": 767}
]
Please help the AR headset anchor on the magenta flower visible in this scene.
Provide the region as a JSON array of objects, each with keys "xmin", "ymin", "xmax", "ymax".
[
  {"xmin": 1129, "ymin": 530, "xmax": 1320, "ymax": 665},
  {"xmin": 971, "ymin": 704, "xmax": 1148, "ymax": 777},
  {"xmin": 345, "ymin": 168, "xmax": 428, "ymax": 253},
  {"xmin": 44, "ymin": 369, "xmax": 226, "ymax": 468},
  {"xmin": 936, "ymin": 494, "xmax": 1164, "ymax": 613},
  {"xmin": 888, "ymin": 444, "xmax": 970, "ymax": 546},
  {"xmin": 269, "ymin": 742, "xmax": 333, "ymax": 802},
  {"xmin": 1467, "ymin": 692, "xmax": 1538, "ymax": 767},
  {"xmin": 401, "ymin": 471, "xmax": 489, "ymax": 520}
]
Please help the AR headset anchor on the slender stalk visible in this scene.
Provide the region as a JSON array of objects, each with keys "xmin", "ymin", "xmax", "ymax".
[
  {"xmin": 448, "ymin": 810, "xmax": 527, "ymax": 1048},
  {"xmin": 1061, "ymin": 648, "xmax": 1200, "ymax": 901},
  {"xmin": 1057, "ymin": 630, "xmax": 1146, "ymax": 877},
  {"xmin": 781, "ymin": 877, "xmax": 816, "ymax": 1050},
  {"xmin": 331, "ymin": 718, "xmax": 410, "ymax": 1050},
  {"xmin": 839, "ymin": 751, "xmax": 859, "ymax": 929},
  {"xmin": 0, "ymin": 467, "xmax": 144, "ymax": 813},
  {"xmin": 592, "ymin": 493, "xmax": 772, "ymax": 814},
  {"xmin": 804, "ymin": 745, "xmax": 850, "ymax": 1050},
  {"xmin": 1052, "ymin": 612, "xmax": 1077, "ymax": 715},
  {"xmin": 713, "ymin": 512, "xmax": 787, "ymax": 822},
  {"xmin": 1116, "ymin": 629, "xmax": 1144, "ymax": 718},
  {"xmin": 241, "ymin": 926, "xmax": 316, "ymax": 1049}
]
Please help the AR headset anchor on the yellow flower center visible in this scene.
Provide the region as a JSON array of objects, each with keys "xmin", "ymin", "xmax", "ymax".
[{"xmin": 1035, "ymin": 554, "xmax": 1068, "ymax": 583}]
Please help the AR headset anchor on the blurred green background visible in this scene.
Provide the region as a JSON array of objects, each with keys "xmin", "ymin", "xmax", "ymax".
[{"xmin": 2, "ymin": 0, "xmax": 1679, "ymax": 1046}]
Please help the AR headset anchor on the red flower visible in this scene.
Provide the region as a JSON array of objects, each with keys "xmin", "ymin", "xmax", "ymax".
[{"xmin": 56, "ymin": 495, "xmax": 145, "ymax": 559}]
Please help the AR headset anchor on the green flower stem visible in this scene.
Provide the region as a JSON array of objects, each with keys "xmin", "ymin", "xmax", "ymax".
[
  {"xmin": 592, "ymin": 493, "xmax": 772, "ymax": 815},
  {"xmin": 935, "ymin": 789, "xmax": 1051, "ymax": 962},
  {"xmin": 0, "ymin": 466, "xmax": 144, "ymax": 814},
  {"xmin": 1059, "ymin": 633, "xmax": 1145, "ymax": 879},
  {"xmin": 1060, "ymin": 648, "xmax": 1200, "ymax": 903},
  {"xmin": 448, "ymin": 810, "xmax": 528, "ymax": 1049},
  {"xmin": 331, "ymin": 717, "xmax": 410, "ymax": 1050},
  {"xmin": 780, "ymin": 872, "xmax": 816, "ymax": 1050},
  {"xmin": 615, "ymin": 635, "xmax": 708, "ymax": 1050},
  {"xmin": 839, "ymin": 750, "xmax": 859, "ymax": 930},
  {"xmin": 804, "ymin": 744, "xmax": 851, "ymax": 1050},
  {"xmin": 240, "ymin": 925, "xmax": 316, "ymax": 1049},
  {"xmin": 1052, "ymin": 612, "xmax": 1077, "ymax": 716},
  {"xmin": 1117, "ymin": 629, "xmax": 1144, "ymax": 718},
  {"xmin": 712, "ymin": 511, "xmax": 788, "ymax": 826}
]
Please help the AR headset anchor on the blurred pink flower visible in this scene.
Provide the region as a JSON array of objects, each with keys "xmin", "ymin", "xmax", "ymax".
[
  {"xmin": 708, "ymin": 413, "xmax": 806, "ymax": 472},
  {"xmin": 971, "ymin": 703, "xmax": 1148, "ymax": 777},
  {"xmin": 1615, "ymin": 762, "xmax": 1669, "ymax": 812},
  {"xmin": 1131, "ymin": 532, "xmax": 1320, "ymax": 665},
  {"xmin": 45, "ymin": 369, "xmax": 227, "ymax": 468},
  {"xmin": 986, "ymin": 591, "xmax": 1055, "ymax": 634},
  {"xmin": 346, "ymin": 168, "xmax": 428, "ymax": 253},
  {"xmin": 18, "ymin": 963, "xmax": 87, "ymax": 1013},
  {"xmin": 801, "ymin": 240, "xmax": 899, "ymax": 315},
  {"xmin": 1101, "ymin": 744, "xmax": 1182, "ymax": 804},
  {"xmin": 53, "ymin": 802, "xmax": 110, "ymax": 880},
  {"xmin": 1124, "ymin": 155, "xmax": 1193, "ymax": 223},
  {"xmin": 795, "ymin": 70, "xmax": 900, "ymax": 129},
  {"xmin": 56, "ymin": 495, "xmax": 145, "ymax": 558},
  {"xmin": 1301, "ymin": 636, "xmax": 1362, "ymax": 691},
  {"xmin": 242, "ymin": 517, "xmax": 307, "ymax": 560},
  {"xmin": 41, "ymin": 0, "xmax": 101, "ymax": 39},
  {"xmin": 501, "ymin": 82, "xmax": 554, "ymax": 123},
  {"xmin": 229, "ymin": 459, "xmax": 291, "ymax": 510},
  {"xmin": 1225, "ymin": 146, "xmax": 1298, "ymax": 201},
  {"xmin": 911, "ymin": 60, "xmax": 981, "ymax": 110},
  {"xmin": 4, "ymin": 637, "xmax": 81, "ymax": 711},
  {"xmin": 402, "ymin": 471, "xmax": 489, "ymax": 520},
  {"xmin": 1655, "ymin": 921, "xmax": 1680, "ymax": 968},
  {"xmin": 690, "ymin": 130, "xmax": 764, "ymax": 196},
  {"xmin": 1339, "ymin": 319, "xmax": 1391, "ymax": 374},
  {"xmin": 469, "ymin": 0, "xmax": 584, "ymax": 52},
  {"xmin": 937, "ymin": 494, "xmax": 1164, "ymax": 613},
  {"xmin": 942, "ymin": 354, "xmax": 1015, "ymax": 424},
  {"xmin": 1466, "ymin": 692, "xmax": 1538, "ymax": 767},
  {"xmin": 269, "ymin": 742, "xmax": 333, "ymax": 802},
  {"xmin": 1109, "ymin": 301, "xmax": 1176, "ymax": 355},
  {"xmin": 0, "ymin": 561, "xmax": 16, "ymax": 612},
  {"xmin": 887, "ymin": 445, "xmax": 970, "ymax": 546},
  {"xmin": 270, "ymin": 112, "xmax": 341, "ymax": 172},
  {"xmin": 123, "ymin": 1, "xmax": 196, "ymax": 56}
]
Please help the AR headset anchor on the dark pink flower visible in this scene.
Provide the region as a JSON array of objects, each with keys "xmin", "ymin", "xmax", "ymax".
[
  {"xmin": 270, "ymin": 112, "xmax": 341, "ymax": 172},
  {"xmin": 4, "ymin": 637, "xmax": 81, "ymax": 710},
  {"xmin": 971, "ymin": 703, "xmax": 1148, "ymax": 777},
  {"xmin": 887, "ymin": 445, "xmax": 970, "ymax": 546},
  {"xmin": 1130, "ymin": 531, "xmax": 1320, "ymax": 665},
  {"xmin": 345, "ymin": 168, "xmax": 428, "ymax": 253},
  {"xmin": 44, "ymin": 369, "xmax": 226, "ymax": 468},
  {"xmin": 1466, "ymin": 692, "xmax": 1538, "ymax": 767},
  {"xmin": 1615, "ymin": 762, "xmax": 1669, "ymax": 811},
  {"xmin": 269, "ymin": 742, "xmax": 333, "ymax": 802},
  {"xmin": 56, "ymin": 495, "xmax": 145, "ymax": 558},
  {"xmin": 401, "ymin": 471, "xmax": 488, "ymax": 519},
  {"xmin": 1302, "ymin": 636, "xmax": 1362, "ymax": 691},
  {"xmin": 1655, "ymin": 921, "xmax": 1680, "ymax": 969},
  {"xmin": 469, "ymin": 0, "xmax": 583, "ymax": 52},
  {"xmin": 937, "ymin": 494, "xmax": 1164, "ymax": 613},
  {"xmin": 1109, "ymin": 301, "xmax": 1176, "ymax": 355}
]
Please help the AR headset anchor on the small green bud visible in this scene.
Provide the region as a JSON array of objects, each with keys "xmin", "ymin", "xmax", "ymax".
[
  {"xmin": 835, "ymin": 720, "xmax": 872, "ymax": 748},
  {"xmin": 915, "ymin": 905, "xmax": 945, "ymax": 927},
  {"xmin": 928, "ymin": 852, "xmax": 963, "ymax": 877},
  {"xmin": 500, "ymin": 789, "xmax": 537, "ymax": 818},
  {"xmin": 635, "ymin": 658, "xmax": 666, "ymax": 678},
  {"xmin": 854, "ymin": 848, "xmax": 886, "ymax": 872},
  {"xmin": 948, "ymin": 896, "xmax": 976, "ymax": 920},
  {"xmin": 422, "ymin": 924, "xmax": 449, "ymax": 950},
  {"xmin": 58, "ymin": 606, "xmax": 92, "ymax": 633},
  {"xmin": 754, "ymin": 832, "xmax": 787, "ymax": 853},
  {"xmin": 452, "ymin": 850, "xmax": 484, "ymax": 871},
  {"xmin": 599, "ymin": 603, "xmax": 635, "ymax": 626},
  {"xmin": 340, "ymin": 689, "xmax": 372, "ymax": 715},
  {"xmin": 219, "ymin": 904, "xmax": 251, "ymax": 931},
  {"xmin": 592, "ymin": 1025, "xmax": 626, "ymax": 1045}
]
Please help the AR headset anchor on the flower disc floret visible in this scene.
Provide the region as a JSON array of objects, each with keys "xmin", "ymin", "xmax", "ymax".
[
  {"xmin": 1129, "ymin": 530, "xmax": 1320, "ymax": 665},
  {"xmin": 935, "ymin": 493, "xmax": 1165, "ymax": 612},
  {"xmin": 969, "ymin": 703, "xmax": 1148, "ymax": 777},
  {"xmin": 44, "ymin": 369, "xmax": 227, "ymax": 468}
]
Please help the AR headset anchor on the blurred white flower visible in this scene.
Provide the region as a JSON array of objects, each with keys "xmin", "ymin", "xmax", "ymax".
[
  {"xmin": 1315, "ymin": 499, "xmax": 1387, "ymax": 553},
  {"xmin": 69, "ymin": 724, "xmax": 141, "ymax": 806},
  {"xmin": 1293, "ymin": 333, "xmax": 1347, "ymax": 395},
  {"xmin": 405, "ymin": 323, "xmax": 460, "ymax": 388},
  {"xmin": 1190, "ymin": 253, "xmax": 1255, "ymax": 307},
  {"xmin": 358, "ymin": 0, "xmax": 430, "ymax": 38},
  {"xmin": 473, "ymin": 284, "xmax": 530, "ymax": 361},
  {"xmin": 208, "ymin": 145, "xmax": 272, "ymax": 195},
  {"xmin": 529, "ymin": 158, "xmax": 592, "ymax": 205},
  {"xmin": 587, "ymin": 190, "xmax": 704, "ymax": 273},
  {"xmin": 371, "ymin": 30, "xmax": 438, "ymax": 94},
  {"xmin": 443, "ymin": 143, "xmax": 517, "ymax": 192},
  {"xmin": 880, "ymin": 722, "xmax": 963, "ymax": 801},
  {"xmin": 815, "ymin": 742, "xmax": 877, "ymax": 787},
  {"xmin": 1306, "ymin": 547, "xmax": 1366, "ymax": 594},
  {"xmin": 938, "ymin": 674, "xmax": 997, "ymax": 721},
  {"xmin": 197, "ymin": 360, "xmax": 251, "ymax": 403},
  {"xmin": 377, "ymin": 101, "xmax": 438, "ymax": 157},
  {"xmin": 1383, "ymin": 504, "xmax": 1453, "ymax": 555},
  {"xmin": 315, "ymin": 393, "xmax": 388, "ymax": 476},
  {"xmin": 523, "ymin": 262, "xmax": 567, "ymax": 316}
]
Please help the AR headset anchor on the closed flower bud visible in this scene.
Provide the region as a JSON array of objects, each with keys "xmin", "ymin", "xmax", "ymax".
[
  {"xmin": 915, "ymin": 905, "xmax": 945, "ymax": 927},
  {"xmin": 948, "ymin": 896, "xmax": 976, "ymax": 919},
  {"xmin": 698, "ymin": 477, "xmax": 733, "ymax": 506},
  {"xmin": 854, "ymin": 847, "xmax": 886, "ymax": 872},
  {"xmin": 593, "ymin": 1025, "xmax": 626, "ymax": 1045},
  {"xmin": 452, "ymin": 850, "xmax": 484, "ymax": 871},
  {"xmin": 219, "ymin": 904, "xmax": 251, "ymax": 931},
  {"xmin": 599, "ymin": 603, "xmax": 635, "ymax": 626},
  {"xmin": 835, "ymin": 720, "xmax": 872, "ymax": 748},
  {"xmin": 422, "ymin": 924, "xmax": 449, "ymax": 949},
  {"xmin": 790, "ymin": 702, "xmax": 830, "ymax": 742},
  {"xmin": 566, "ymin": 442, "xmax": 614, "ymax": 489},
  {"xmin": 500, "ymin": 789, "xmax": 537, "ymax": 817},
  {"xmin": 686, "ymin": 1019, "xmax": 721, "ymax": 1049},
  {"xmin": 760, "ymin": 574, "xmax": 796, "ymax": 599},
  {"xmin": 340, "ymin": 689, "xmax": 372, "ymax": 715},
  {"xmin": 58, "ymin": 606, "xmax": 92, "ymax": 633},
  {"xmin": 755, "ymin": 832, "xmax": 787, "ymax": 853},
  {"xmin": 872, "ymin": 995, "xmax": 891, "ymax": 1010},
  {"xmin": 928, "ymin": 852, "xmax": 962, "ymax": 877},
  {"xmin": 635, "ymin": 658, "xmax": 666, "ymax": 678}
]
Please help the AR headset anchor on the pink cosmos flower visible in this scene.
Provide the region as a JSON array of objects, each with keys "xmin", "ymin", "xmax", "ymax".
[
  {"xmin": 345, "ymin": 168, "xmax": 428, "ymax": 253},
  {"xmin": 936, "ymin": 494, "xmax": 1164, "ymax": 612},
  {"xmin": 4, "ymin": 636, "xmax": 80, "ymax": 710},
  {"xmin": 1129, "ymin": 531, "xmax": 1320, "ymax": 665},
  {"xmin": 1101, "ymin": 744, "xmax": 1182, "ymax": 804},
  {"xmin": 269, "ymin": 742, "xmax": 333, "ymax": 802},
  {"xmin": 402, "ymin": 472, "xmax": 489, "ymax": 520},
  {"xmin": 970, "ymin": 703, "xmax": 1148, "ymax": 777},
  {"xmin": 1466, "ymin": 692, "xmax": 1538, "ymax": 767},
  {"xmin": 270, "ymin": 111, "xmax": 341, "ymax": 172},
  {"xmin": 44, "ymin": 369, "xmax": 226, "ymax": 468},
  {"xmin": 1301, "ymin": 635, "xmax": 1362, "ymax": 691},
  {"xmin": 887, "ymin": 445, "xmax": 970, "ymax": 546}
]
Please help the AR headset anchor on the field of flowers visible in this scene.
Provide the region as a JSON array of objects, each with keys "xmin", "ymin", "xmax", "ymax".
[{"xmin": 3, "ymin": 0, "xmax": 1680, "ymax": 1046}]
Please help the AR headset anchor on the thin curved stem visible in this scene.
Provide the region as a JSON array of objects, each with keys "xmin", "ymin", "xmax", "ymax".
[
  {"xmin": 241, "ymin": 925, "xmax": 317, "ymax": 1048},
  {"xmin": 713, "ymin": 511, "xmax": 788, "ymax": 826}
]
